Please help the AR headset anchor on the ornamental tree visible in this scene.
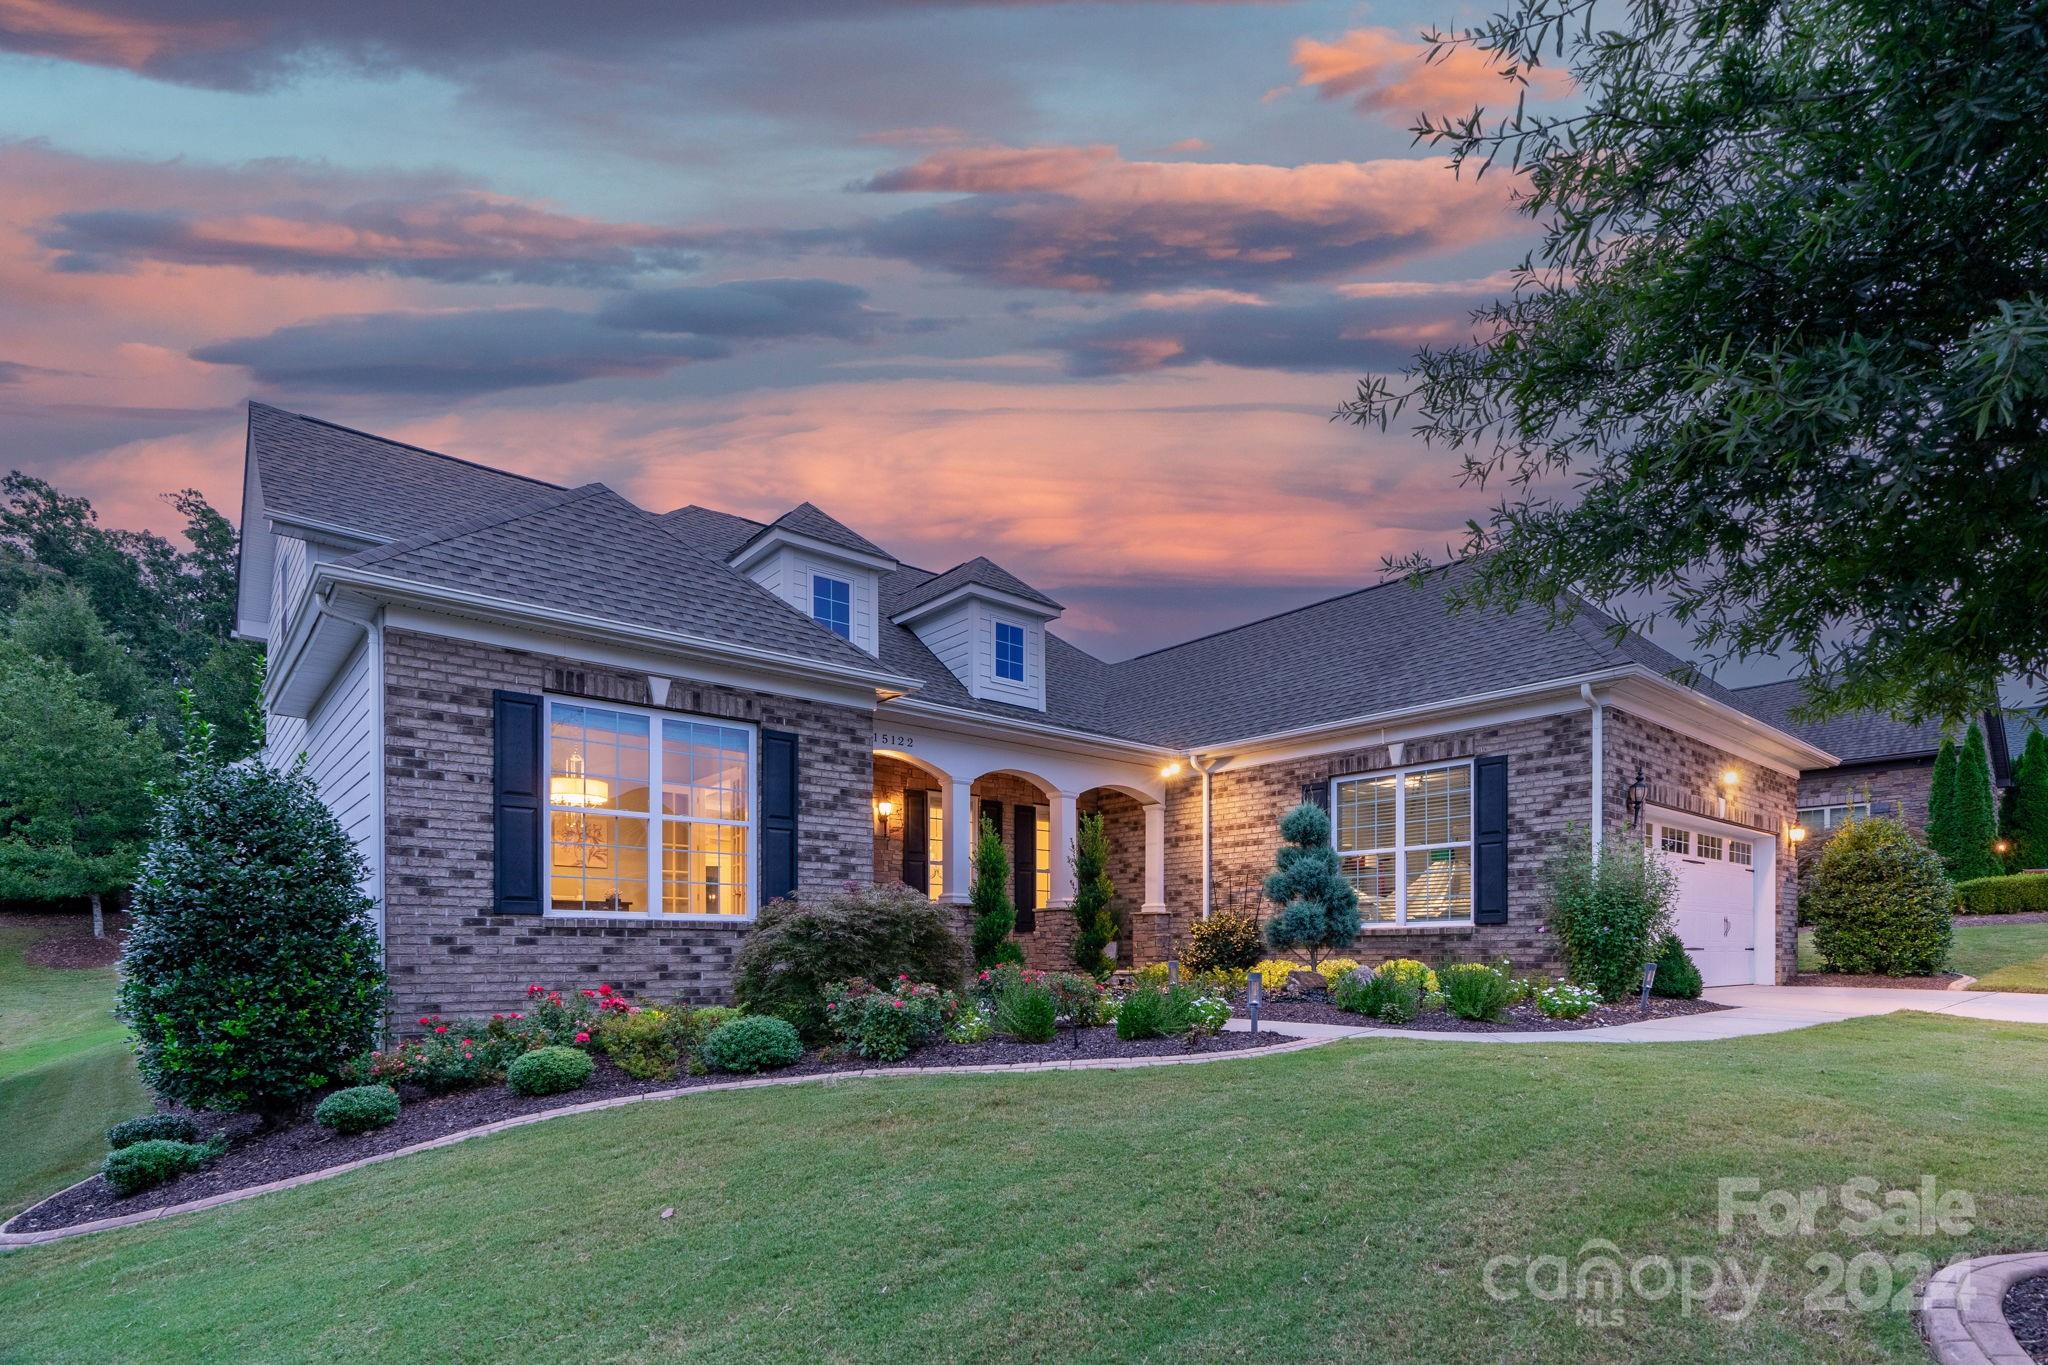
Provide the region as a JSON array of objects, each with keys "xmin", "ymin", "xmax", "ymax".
[
  {"xmin": 2001, "ymin": 731, "xmax": 2048, "ymax": 871},
  {"xmin": 1949, "ymin": 722, "xmax": 2002, "ymax": 881},
  {"xmin": 118, "ymin": 734, "xmax": 386, "ymax": 1121},
  {"xmin": 1261, "ymin": 802, "xmax": 1360, "ymax": 969},
  {"xmin": 1343, "ymin": 0, "xmax": 2048, "ymax": 726},
  {"xmin": 969, "ymin": 815, "xmax": 1023, "ymax": 968},
  {"xmin": 1926, "ymin": 737, "xmax": 1960, "ymax": 865},
  {"xmin": 1068, "ymin": 811, "xmax": 1118, "ymax": 977}
]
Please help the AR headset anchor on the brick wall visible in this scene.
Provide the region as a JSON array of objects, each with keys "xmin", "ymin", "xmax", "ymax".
[
  {"xmin": 1603, "ymin": 707, "xmax": 1799, "ymax": 981},
  {"xmin": 1079, "ymin": 789, "xmax": 1145, "ymax": 966},
  {"xmin": 1156, "ymin": 711, "xmax": 1593, "ymax": 975},
  {"xmin": 381, "ymin": 628, "xmax": 874, "ymax": 1023},
  {"xmin": 1797, "ymin": 758, "xmax": 1935, "ymax": 842}
]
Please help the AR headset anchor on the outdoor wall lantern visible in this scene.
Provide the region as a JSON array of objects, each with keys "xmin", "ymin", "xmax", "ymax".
[
  {"xmin": 1625, "ymin": 765, "xmax": 1648, "ymax": 826},
  {"xmin": 873, "ymin": 799, "xmax": 894, "ymax": 833},
  {"xmin": 1788, "ymin": 824, "xmax": 1808, "ymax": 844}
]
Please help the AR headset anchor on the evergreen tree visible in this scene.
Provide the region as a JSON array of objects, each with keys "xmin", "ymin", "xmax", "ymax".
[
  {"xmin": 6, "ymin": 581, "xmax": 159, "ymax": 724},
  {"xmin": 1261, "ymin": 802, "xmax": 1360, "ymax": 968},
  {"xmin": 2003, "ymin": 730, "xmax": 2048, "ymax": 872},
  {"xmin": 0, "ymin": 649, "xmax": 165, "ymax": 932},
  {"xmin": 1951, "ymin": 722, "xmax": 2001, "ymax": 880},
  {"xmin": 968, "ymin": 815, "xmax": 1023, "ymax": 968},
  {"xmin": 1068, "ymin": 811, "xmax": 1117, "ymax": 978},
  {"xmin": 1926, "ymin": 736, "xmax": 1960, "ymax": 865}
]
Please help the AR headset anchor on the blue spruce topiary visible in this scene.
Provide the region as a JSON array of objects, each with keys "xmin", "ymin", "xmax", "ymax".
[{"xmin": 1261, "ymin": 803, "xmax": 1360, "ymax": 969}]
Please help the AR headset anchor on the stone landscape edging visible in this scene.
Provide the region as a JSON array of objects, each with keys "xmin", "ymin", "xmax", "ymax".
[
  {"xmin": 0, "ymin": 1032, "xmax": 1334, "ymax": 1249},
  {"xmin": 1919, "ymin": 1250, "xmax": 2048, "ymax": 1365}
]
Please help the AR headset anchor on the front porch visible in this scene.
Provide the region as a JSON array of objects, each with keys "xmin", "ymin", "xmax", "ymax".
[{"xmin": 869, "ymin": 733, "xmax": 1169, "ymax": 971}]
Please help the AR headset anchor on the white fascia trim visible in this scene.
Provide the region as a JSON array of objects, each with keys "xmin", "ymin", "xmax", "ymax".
[
  {"xmin": 728, "ymin": 526, "xmax": 897, "ymax": 575},
  {"xmin": 267, "ymin": 512, "xmax": 388, "ymax": 552},
  {"xmin": 891, "ymin": 582, "xmax": 1059, "ymax": 627},
  {"xmin": 312, "ymin": 564, "xmax": 924, "ymax": 697},
  {"xmin": 884, "ymin": 696, "xmax": 1173, "ymax": 764},
  {"xmin": 1605, "ymin": 673, "xmax": 1837, "ymax": 774}
]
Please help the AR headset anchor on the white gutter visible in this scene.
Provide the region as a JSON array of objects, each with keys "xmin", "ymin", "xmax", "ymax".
[
  {"xmin": 886, "ymin": 695, "xmax": 1174, "ymax": 763},
  {"xmin": 1189, "ymin": 753, "xmax": 1223, "ymax": 920},
  {"xmin": 1581, "ymin": 682, "xmax": 1605, "ymax": 854}
]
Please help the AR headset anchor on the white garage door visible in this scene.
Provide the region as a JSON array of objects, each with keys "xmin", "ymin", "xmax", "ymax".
[{"xmin": 1656, "ymin": 822, "xmax": 1758, "ymax": 987}]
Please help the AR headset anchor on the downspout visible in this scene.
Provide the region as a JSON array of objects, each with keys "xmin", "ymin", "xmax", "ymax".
[
  {"xmin": 1580, "ymin": 683, "xmax": 1604, "ymax": 855},
  {"xmin": 1188, "ymin": 754, "xmax": 1223, "ymax": 919},
  {"xmin": 322, "ymin": 594, "xmax": 387, "ymax": 954}
]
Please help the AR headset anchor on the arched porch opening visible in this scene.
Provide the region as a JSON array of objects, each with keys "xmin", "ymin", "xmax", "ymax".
[{"xmin": 872, "ymin": 749, "xmax": 950, "ymax": 896}]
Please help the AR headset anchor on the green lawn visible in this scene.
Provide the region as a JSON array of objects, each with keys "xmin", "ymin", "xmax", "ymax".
[
  {"xmin": 1799, "ymin": 920, "xmax": 2048, "ymax": 991},
  {"xmin": 0, "ymin": 917, "xmax": 148, "ymax": 1219},
  {"xmin": 5, "ymin": 1015, "xmax": 2047, "ymax": 1363}
]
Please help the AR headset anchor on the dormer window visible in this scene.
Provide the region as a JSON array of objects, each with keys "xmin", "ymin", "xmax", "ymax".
[
  {"xmin": 812, "ymin": 575, "xmax": 852, "ymax": 640},
  {"xmin": 994, "ymin": 621, "xmax": 1026, "ymax": 682}
]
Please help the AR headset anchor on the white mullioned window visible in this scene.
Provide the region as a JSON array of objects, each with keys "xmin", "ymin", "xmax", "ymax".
[
  {"xmin": 1729, "ymin": 839, "xmax": 1754, "ymax": 867},
  {"xmin": 1332, "ymin": 760, "xmax": 1474, "ymax": 926},
  {"xmin": 927, "ymin": 788, "xmax": 945, "ymax": 900},
  {"xmin": 1661, "ymin": 826, "xmax": 1691, "ymax": 855},
  {"xmin": 1697, "ymin": 833, "xmax": 1724, "ymax": 860},
  {"xmin": 1034, "ymin": 805, "xmax": 1052, "ymax": 907},
  {"xmin": 546, "ymin": 697, "xmax": 755, "ymax": 920}
]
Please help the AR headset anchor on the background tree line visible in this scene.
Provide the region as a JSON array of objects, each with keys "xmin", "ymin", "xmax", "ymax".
[{"xmin": 0, "ymin": 471, "xmax": 263, "ymax": 928}]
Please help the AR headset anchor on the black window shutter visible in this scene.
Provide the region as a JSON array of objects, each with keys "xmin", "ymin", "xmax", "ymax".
[
  {"xmin": 1012, "ymin": 804, "xmax": 1038, "ymax": 932},
  {"xmin": 1474, "ymin": 755, "xmax": 1509, "ymax": 924},
  {"xmin": 902, "ymin": 788, "xmax": 930, "ymax": 894},
  {"xmin": 1300, "ymin": 780, "xmax": 1330, "ymax": 812},
  {"xmin": 761, "ymin": 729, "xmax": 800, "ymax": 905},
  {"xmin": 493, "ymin": 690, "xmax": 544, "ymax": 916}
]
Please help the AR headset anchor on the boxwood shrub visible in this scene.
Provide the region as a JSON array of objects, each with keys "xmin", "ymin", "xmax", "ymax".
[
  {"xmin": 1802, "ymin": 817, "xmax": 1955, "ymax": 975},
  {"xmin": 313, "ymin": 1085, "xmax": 401, "ymax": 1135},
  {"xmin": 1954, "ymin": 873, "xmax": 2048, "ymax": 915},
  {"xmin": 1650, "ymin": 932, "xmax": 1704, "ymax": 999},
  {"xmin": 106, "ymin": 1114, "xmax": 201, "ymax": 1150},
  {"xmin": 102, "ymin": 1138, "xmax": 218, "ymax": 1197},
  {"xmin": 698, "ymin": 1016, "xmax": 804, "ymax": 1073},
  {"xmin": 506, "ymin": 1045, "xmax": 596, "ymax": 1097}
]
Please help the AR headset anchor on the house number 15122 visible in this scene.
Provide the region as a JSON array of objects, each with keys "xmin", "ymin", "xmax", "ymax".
[{"xmin": 874, "ymin": 732, "xmax": 915, "ymax": 749}]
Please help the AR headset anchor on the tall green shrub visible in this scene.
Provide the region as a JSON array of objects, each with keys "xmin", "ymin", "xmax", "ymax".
[
  {"xmin": 1068, "ymin": 811, "xmax": 1118, "ymax": 977},
  {"xmin": 1803, "ymin": 817, "xmax": 1954, "ymax": 976},
  {"xmin": 118, "ymin": 738, "xmax": 386, "ymax": 1120},
  {"xmin": 1949, "ymin": 722, "xmax": 2001, "ymax": 880},
  {"xmin": 2001, "ymin": 730, "xmax": 2048, "ymax": 871},
  {"xmin": 1261, "ymin": 802, "xmax": 1360, "ymax": 968},
  {"xmin": 1543, "ymin": 830, "xmax": 1676, "ymax": 1001},
  {"xmin": 733, "ymin": 882, "xmax": 963, "ymax": 1041},
  {"xmin": 1925, "ymin": 735, "xmax": 1960, "ymax": 870},
  {"xmin": 970, "ymin": 815, "xmax": 1024, "ymax": 968}
]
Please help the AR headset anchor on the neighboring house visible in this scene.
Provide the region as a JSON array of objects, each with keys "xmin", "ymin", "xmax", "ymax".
[
  {"xmin": 237, "ymin": 404, "xmax": 1834, "ymax": 1022},
  {"xmin": 1728, "ymin": 680, "xmax": 2016, "ymax": 844}
]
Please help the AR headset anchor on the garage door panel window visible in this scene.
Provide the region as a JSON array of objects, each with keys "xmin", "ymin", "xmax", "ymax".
[
  {"xmin": 1334, "ymin": 762, "xmax": 1473, "ymax": 926},
  {"xmin": 1660, "ymin": 826, "xmax": 1690, "ymax": 855},
  {"xmin": 1697, "ymin": 833, "xmax": 1723, "ymax": 860},
  {"xmin": 1729, "ymin": 840, "xmax": 1753, "ymax": 867}
]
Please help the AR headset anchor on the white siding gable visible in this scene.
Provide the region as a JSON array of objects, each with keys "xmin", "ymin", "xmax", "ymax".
[
  {"xmin": 908, "ymin": 599, "xmax": 1048, "ymax": 711},
  {"xmin": 266, "ymin": 636, "xmax": 383, "ymax": 932},
  {"xmin": 744, "ymin": 547, "xmax": 881, "ymax": 655}
]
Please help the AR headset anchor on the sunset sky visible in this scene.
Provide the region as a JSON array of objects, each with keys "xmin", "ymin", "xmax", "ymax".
[{"xmin": 0, "ymin": 0, "xmax": 1663, "ymax": 665}]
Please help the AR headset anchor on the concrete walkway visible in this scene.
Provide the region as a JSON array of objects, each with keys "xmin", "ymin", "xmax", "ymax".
[{"xmin": 1226, "ymin": 983, "xmax": 2048, "ymax": 1045}]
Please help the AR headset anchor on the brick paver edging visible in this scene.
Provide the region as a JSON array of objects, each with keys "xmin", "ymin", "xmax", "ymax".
[
  {"xmin": 0, "ymin": 1033, "xmax": 1333, "ymax": 1250},
  {"xmin": 1920, "ymin": 1250, "xmax": 2048, "ymax": 1365}
]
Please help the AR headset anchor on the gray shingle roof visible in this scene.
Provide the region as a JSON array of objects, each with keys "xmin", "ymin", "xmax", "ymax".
[
  {"xmin": 659, "ymin": 505, "xmax": 763, "ymax": 559},
  {"xmin": 888, "ymin": 555, "xmax": 1063, "ymax": 616},
  {"xmin": 1729, "ymin": 679, "xmax": 1947, "ymax": 765},
  {"xmin": 735, "ymin": 501, "xmax": 894, "ymax": 563},
  {"xmin": 328, "ymin": 484, "xmax": 895, "ymax": 677},
  {"xmin": 249, "ymin": 402, "xmax": 559, "ymax": 543}
]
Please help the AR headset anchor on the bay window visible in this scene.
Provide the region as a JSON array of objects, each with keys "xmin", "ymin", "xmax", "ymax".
[
  {"xmin": 1333, "ymin": 761, "xmax": 1474, "ymax": 926},
  {"xmin": 546, "ymin": 698, "xmax": 754, "ymax": 919}
]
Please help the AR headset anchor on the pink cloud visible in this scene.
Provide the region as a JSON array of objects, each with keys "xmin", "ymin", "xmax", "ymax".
[
  {"xmin": 0, "ymin": 0, "xmax": 251, "ymax": 71},
  {"xmin": 1292, "ymin": 27, "xmax": 1573, "ymax": 121}
]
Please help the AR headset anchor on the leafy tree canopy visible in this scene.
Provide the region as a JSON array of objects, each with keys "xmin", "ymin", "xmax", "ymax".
[{"xmin": 1346, "ymin": 0, "xmax": 2048, "ymax": 724}]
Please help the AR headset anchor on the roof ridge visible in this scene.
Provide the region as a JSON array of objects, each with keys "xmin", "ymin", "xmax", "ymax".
[
  {"xmin": 250, "ymin": 402, "xmax": 564, "ymax": 492},
  {"xmin": 1113, "ymin": 563, "xmax": 1443, "ymax": 666},
  {"xmin": 335, "ymin": 483, "xmax": 610, "ymax": 572}
]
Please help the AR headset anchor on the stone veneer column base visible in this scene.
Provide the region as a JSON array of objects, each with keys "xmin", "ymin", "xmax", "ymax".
[{"xmin": 1132, "ymin": 909, "xmax": 1175, "ymax": 967}]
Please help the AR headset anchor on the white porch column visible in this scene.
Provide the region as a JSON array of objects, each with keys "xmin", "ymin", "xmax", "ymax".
[
  {"xmin": 1048, "ymin": 791, "xmax": 1078, "ymax": 907},
  {"xmin": 943, "ymin": 775, "xmax": 976, "ymax": 903},
  {"xmin": 1142, "ymin": 801, "xmax": 1168, "ymax": 913}
]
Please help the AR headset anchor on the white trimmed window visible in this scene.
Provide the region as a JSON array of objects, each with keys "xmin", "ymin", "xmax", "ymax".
[
  {"xmin": 1034, "ymin": 804, "xmax": 1052, "ymax": 907},
  {"xmin": 927, "ymin": 788, "xmax": 946, "ymax": 900},
  {"xmin": 994, "ymin": 620, "xmax": 1026, "ymax": 682},
  {"xmin": 812, "ymin": 574, "xmax": 852, "ymax": 639},
  {"xmin": 1729, "ymin": 839, "xmax": 1754, "ymax": 867},
  {"xmin": 546, "ymin": 698, "xmax": 755, "ymax": 919},
  {"xmin": 1333, "ymin": 761, "xmax": 1474, "ymax": 926},
  {"xmin": 1697, "ymin": 833, "xmax": 1724, "ymax": 860},
  {"xmin": 1797, "ymin": 802, "xmax": 1872, "ymax": 830}
]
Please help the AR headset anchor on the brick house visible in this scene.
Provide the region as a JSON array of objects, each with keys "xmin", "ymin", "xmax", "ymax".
[{"xmin": 238, "ymin": 404, "xmax": 1835, "ymax": 1023}]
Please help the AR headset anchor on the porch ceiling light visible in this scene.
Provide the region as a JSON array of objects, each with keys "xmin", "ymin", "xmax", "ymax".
[{"xmin": 549, "ymin": 751, "xmax": 609, "ymax": 809}]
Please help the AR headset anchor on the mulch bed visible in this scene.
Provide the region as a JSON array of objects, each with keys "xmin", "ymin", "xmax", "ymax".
[
  {"xmin": 8, "ymin": 912, "xmax": 129, "ymax": 969},
  {"xmin": 1787, "ymin": 972, "xmax": 1969, "ymax": 990},
  {"xmin": 1957, "ymin": 911, "xmax": 2048, "ymax": 926},
  {"xmin": 2005, "ymin": 1274, "xmax": 2048, "ymax": 1363},
  {"xmin": 1232, "ymin": 990, "xmax": 1729, "ymax": 1032},
  {"xmin": 6, "ymin": 1026, "xmax": 1288, "ymax": 1236}
]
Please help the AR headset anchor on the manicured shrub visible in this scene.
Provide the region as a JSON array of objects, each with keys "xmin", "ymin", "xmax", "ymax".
[
  {"xmin": 823, "ymin": 977, "xmax": 957, "ymax": 1061},
  {"xmin": 106, "ymin": 1114, "xmax": 200, "ymax": 1150},
  {"xmin": 1954, "ymin": 873, "xmax": 2048, "ymax": 915},
  {"xmin": 1333, "ymin": 972, "xmax": 1421, "ymax": 1024},
  {"xmin": 1439, "ymin": 962, "xmax": 1513, "ymax": 1022},
  {"xmin": 118, "ymin": 743, "xmax": 387, "ymax": 1120},
  {"xmin": 2001, "ymin": 731, "xmax": 2048, "ymax": 871},
  {"xmin": 699, "ymin": 1016, "xmax": 804, "ymax": 1074},
  {"xmin": 1115, "ymin": 985, "xmax": 1167, "ymax": 1040},
  {"xmin": 1536, "ymin": 982, "xmax": 1603, "ymax": 1020},
  {"xmin": 1313, "ymin": 957, "xmax": 1362, "ymax": 988},
  {"xmin": 1375, "ymin": 958, "xmax": 1439, "ymax": 994},
  {"xmin": 1649, "ymin": 933, "xmax": 1704, "ymax": 999},
  {"xmin": 1262, "ymin": 803, "xmax": 1361, "ymax": 967},
  {"xmin": 995, "ymin": 981, "xmax": 1059, "ymax": 1043},
  {"xmin": 598, "ymin": 1007, "xmax": 681, "ymax": 1080},
  {"xmin": 506, "ymin": 1045, "xmax": 596, "ymax": 1097},
  {"xmin": 1949, "ymin": 723, "xmax": 2003, "ymax": 880},
  {"xmin": 1185, "ymin": 911, "xmax": 1264, "ymax": 975},
  {"xmin": 314, "ymin": 1085, "xmax": 401, "ymax": 1135},
  {"xmin": 669, "ymin": 1006, "xmax": 744, "ymax": 1052},
  {"xmin": 102, "ymin": 1138, "xmax": 218, "ymax": 1197},
  {"xmin": 1803, "ymin": 817, "xmax": 1955, "ymax": 975},
  {"xmin": 970, "ymin": 817, "xmax": 1025, "ymax": 969},
  {"xmin": 1069, "ymin": 811, "xmax": 1120, "ymax": 977},
  {"xmin": 734, "ymin": 883, "xmax": 965, "ymax": 1042},
  {"xmin": 1543, "ymin": 831, "xmax": 1676, "ymax": 1000}
]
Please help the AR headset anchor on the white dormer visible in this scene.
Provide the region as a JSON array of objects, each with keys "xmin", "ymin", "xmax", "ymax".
[
  {"xmin": 891, "ymin": 559, "xmax": 1061, "ymax": 711},
  {"xmin": 728, "ymin": 505, "xmax": 898, "ymax": 657}
]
